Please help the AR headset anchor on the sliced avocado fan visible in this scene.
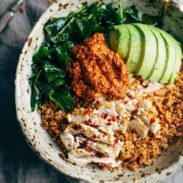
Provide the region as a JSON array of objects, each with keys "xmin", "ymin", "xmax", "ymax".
[{"xmin": 109, "ymin": 23, "xmax": 182, "ymax": 84}]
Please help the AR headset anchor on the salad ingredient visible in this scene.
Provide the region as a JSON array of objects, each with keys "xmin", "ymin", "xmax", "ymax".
[
  {"xmin": 125, "ymin": 24, "xmax": 142, "ymax": 72},
  {"xmin": 148, "ymin": 27, "xmax": 167, "ymax": 82},
  {"xmin": 68, "ymin": 33, "xmax": 129, "ymax": 102},
  {"xmin": 109, "ymin": 23, "xmax": 182, "ymax": 83},
  {"xmin": 169, "ymin": 43, "xmax": 182, "ymax": 83},
  {"xmin": 134, "ymin": 23, "xmax": 157, "ymax": 77},
  {"xmin": 60, "ymin": 106, "xmax": 124, "ymax": 167},
  {"xmin": 159, "ymin": 30, "xmax": 177, "ymax": 83},
  {"xmin": 109, "ymin": 25, "xmax": 130, "ymax": 60},
  {"xmin": 49, "ymin": 87, "xmax": 74, "ymax": 112}
]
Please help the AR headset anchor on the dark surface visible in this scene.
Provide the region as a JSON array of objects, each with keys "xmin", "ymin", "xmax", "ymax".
[
  {"xmin": 0, "ymin": 45, "xmax": 75, "ymax": 183},
  {"xmin": 0, "ymin": 0, "xmax": 182, "ymax": 183},
  {"xmin": 0, "ymin": 1, "xmax": 77, "ymax": 182}
]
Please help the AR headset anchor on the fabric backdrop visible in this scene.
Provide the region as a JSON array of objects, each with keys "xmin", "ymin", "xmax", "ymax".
[{"xmin": 0, "ymin": 0, "xmax": 182, "ymax": 183}]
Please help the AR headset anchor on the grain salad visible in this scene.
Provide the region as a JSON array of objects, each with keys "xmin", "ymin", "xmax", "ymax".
[{"xmin": 29, "ymin": 1, "xmax": 183, "ymax": 172}]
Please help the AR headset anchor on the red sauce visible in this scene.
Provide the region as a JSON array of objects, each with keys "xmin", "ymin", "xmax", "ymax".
[
  {"xmin": 96, "ymin": 152, "xmax": 104, "ymax": 158},
  {"xmin": 112, "ymin": 138, "xmax": 119, "ymax": 149},
  {"xmin": 137, "ymin": 76, "xmax": 149, "ymax": 88},
  {"xmin": 83, "ymin": 108, "xmax": 93, "ymax": 115},
  {"xmin": 127, "ymin": 93, "xmax": 134, "ymax": 99},
  {"xmin": 84, "ymin": 147, "xmax": 93, "ymax": 152},
  {"xmin": 111, "ymin": 115, "xmax": 117, "ymax": 122},
  {"xmin": 114, "ymin": 138, "xmax": 119, "ymax": 144},
  {"xmin": 142, "ymin": 83, "xmax": 149, "ymax": 88},
  {"xmin": 79, "ymin": 140, "xmax": 88, "ymax": 148},
  {"xmin": 102, "ymin": 113, "xmax": 108, "ymax": 119},
  {"xmin": 150, "ymin": 117, "xmax": 155, "ymax": 123},
  {"xmin": 130, "ymin": 109, "xmax": 138, "ymax": 120},
  {"xmin": 92, "ymin": 134, "xmax": 97, "ymax": 139},
  {"xmin": 84, "ymin": 120, "xmax": 99, "ymax": 128},
  {"xmin": 138, "ymin": 76, "xmax": 144, "ymax": 85},
  {"xmin": 72, "ymin": 124, "xmax": 80, "ymax": 130}
]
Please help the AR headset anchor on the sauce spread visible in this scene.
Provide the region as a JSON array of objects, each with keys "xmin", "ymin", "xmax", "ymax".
[{"xmin": 68, "ymin": 33, "xmax": 129, "ymax": 102}]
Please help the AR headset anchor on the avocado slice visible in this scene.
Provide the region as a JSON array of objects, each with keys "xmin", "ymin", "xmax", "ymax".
[
  {"xmin": 109, "ymin": 25, "xmax": 130, "ymax": 60},
  {"xmin": 125, "ymin": 24, "xmax": 143, "ymax": 73},
  {"xmin": 169, "ymin": 43, "xmax": 182, "ymax": 83},
  {"xmin": 109, "ymin": 23, "xmax": 182, "ymax": 84},
  {"xmin": 133, "ymin": 23, "xmax": 157, "ymax": 78},
  {"xmin": 148, "ymin": 27, "xmax": 167, "ymax": 82},
  {"xmin": 159, "ymin": 30, "xmax": 177, "ymax": 83}
]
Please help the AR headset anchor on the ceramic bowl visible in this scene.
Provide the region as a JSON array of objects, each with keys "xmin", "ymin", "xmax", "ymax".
[{"xmin": 15, "ymin": 0, "xmax": 183, "ymax": 182}]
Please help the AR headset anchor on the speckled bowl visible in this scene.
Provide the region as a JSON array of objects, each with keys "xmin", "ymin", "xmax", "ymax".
[{"xmin": 15, "ymin": 0, "xmax": 183, "ymax": 182}]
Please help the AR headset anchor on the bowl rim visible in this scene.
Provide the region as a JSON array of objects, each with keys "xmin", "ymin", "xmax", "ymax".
[{"xmin": 15, "ymin": 0, "xmax": 183, "ymax": 182}]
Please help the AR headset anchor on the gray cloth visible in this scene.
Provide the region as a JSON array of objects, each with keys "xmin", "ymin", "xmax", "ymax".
[
  {"xmin": 0, "ymin": 0, "xmax": 182, "ymax": 183},
  {"xmin": 0, "ymin": 0, "xmax": 78, "ymax": 183}
]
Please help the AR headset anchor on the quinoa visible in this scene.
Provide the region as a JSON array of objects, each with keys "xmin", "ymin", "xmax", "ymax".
[
  {"xmin": 40, "ymin": 67, "xmax": 183, "ymax": 171},
  {"xmin": 115, "ymin": 70, "xmax": 183, "ymax": 171},
  {"xmin": 40, "ymin": 102, "xmax": 67, "ymax": 149}
]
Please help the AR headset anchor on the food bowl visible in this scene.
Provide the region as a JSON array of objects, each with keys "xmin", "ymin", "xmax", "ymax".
[{"xmin": 15, "ymin": 0, "xmax": 183, "ymax": 182}]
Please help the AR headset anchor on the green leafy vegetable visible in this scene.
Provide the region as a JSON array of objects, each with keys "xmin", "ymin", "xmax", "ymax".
[
  {"xmin": 43, "ymin": 61, "xmax": 66, "ymax": 83},
  {"xmin": 33, "ymin": 46, "xmax": 50, "ymax": 61},
  {"xmin": 30, "ymin": 1, "xmax": 164, "ymax": 112},
  {"xmin": 116, "ymin": 3, "xmax": 162, "ymax": 26},
  {"xmin": 44, "ymin": 18, "xmax": 67, "ymax": 38},
  {"xmin": 30, "ymin": 70, "xmax": 42, "ymax": 110},
  {"xmin": 119, "ymin": 5, "xmax": 142, "ymax": 23},
  {"xmin": 54, "ymin": 46, "xmax": 70, "ymax": 69},
  {"xmin": 49, "ymin": 86, "xmax": 75, "ymax": 112}
]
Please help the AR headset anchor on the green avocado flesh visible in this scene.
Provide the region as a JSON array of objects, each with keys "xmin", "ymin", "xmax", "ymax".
[
  {"xmin": 169, "ymin": 42, "xmax": 182, "ymax": 83},
  {"xmin": 133, "ymin": 24, "xmax": 157, "ymax": 78},
  {"xmin": 125, "ymin": 24, "xmax": 142, "ymax": 73},
  {"xmin": 159, "ymin": 30, "xmax": 177, "ymax": 83},
  {"xmin": 148, "ymin": 27, "xmax": 167, "ymax": 82},
  {"xmin": 109, "ymin": 23, "xmax": 182, "ymax": 83},
  {"xmin": 109, "ymin": 26, "xmax": 130, "ymax": 60}
]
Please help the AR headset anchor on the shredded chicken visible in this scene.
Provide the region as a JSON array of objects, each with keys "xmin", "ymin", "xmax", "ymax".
[{"xmin": 60, "ymin": 116, "xmax": 123, "ymax": 167}]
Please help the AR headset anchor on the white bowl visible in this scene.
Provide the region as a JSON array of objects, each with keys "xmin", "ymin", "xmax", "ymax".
[{"xmin": 15, "ymin": 0, "xmax": 183, "ymax": 182}]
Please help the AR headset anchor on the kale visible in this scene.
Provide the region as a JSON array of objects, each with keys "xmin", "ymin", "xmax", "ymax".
[
  {"xmin": 49, "ymin": 86, "xmax": 75, "ymax": 112},
  {"xmin": 117, "ymin": 5, "xmax": 142, "ymax": 24},
  {"xmin": 30, "ymin": 70, "xmax": 42, "ymax": 110}
]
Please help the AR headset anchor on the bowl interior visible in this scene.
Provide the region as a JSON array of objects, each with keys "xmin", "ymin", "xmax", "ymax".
[{"xmin": 15, "ymin": 0, "xmax": 183, "ymax": 182}]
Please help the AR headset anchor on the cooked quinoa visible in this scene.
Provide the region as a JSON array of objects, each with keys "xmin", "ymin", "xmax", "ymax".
[
  {"xmin": 114, "ymin": 70, "xmax": 183, "ymax": 170},
  {"xmin": 40, "ymin": 68, "xmax": 183, "ymax": 171}
]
